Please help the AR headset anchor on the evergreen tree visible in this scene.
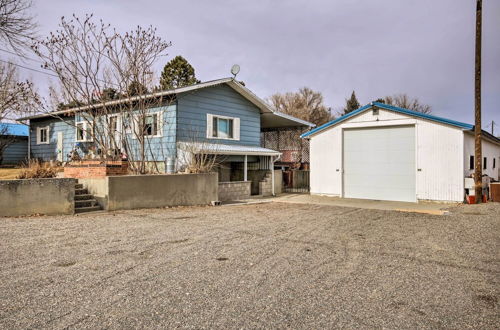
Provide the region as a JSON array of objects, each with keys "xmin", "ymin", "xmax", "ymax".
[
  {"xmin": 343, "ymin": 91, "xmax": 360, "ymax": 115},
  {"xmin": 159, "ymin": 55, "xmax": 200, "ymax": 90},
  {"xmin": 101, "ymin": 88, "xmax": 118, "ymax": 101},
  {"xmin": 127, "ymin": 81, "xmax": 148, "ymax": 96}
]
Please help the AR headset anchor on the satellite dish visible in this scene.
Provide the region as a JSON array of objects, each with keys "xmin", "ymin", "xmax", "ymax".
[{"xmin": 231, "ymin": 64, "xmax": 240, "ymax": 78}]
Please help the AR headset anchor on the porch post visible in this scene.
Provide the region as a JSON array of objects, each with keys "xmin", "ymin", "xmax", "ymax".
[
  {"xmin": 244, "ymin": 154, "xmax": 248, "ymax": 181},
  {"xmin": 271, "ymin": 156, "xmax": 275, "ymax": 196}
]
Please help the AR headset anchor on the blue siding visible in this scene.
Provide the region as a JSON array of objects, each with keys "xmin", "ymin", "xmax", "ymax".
[
  {"xmin": 29, "ymin": 104, "xmax": 177, "ymax": 163},
  {"xmin": 124, "ymin": 104, "xmax": 177, "ymax": 162},
  {"xmin": 30, "ymin": 117, "xmax": 75, "ymax": 161},
  {"xmin": 1, "ymin": 137, "xmax": 28, "ymax": 165},
  {"xmin": 176, "ymin": 84, "xmax": 261, "ymax": 145}
]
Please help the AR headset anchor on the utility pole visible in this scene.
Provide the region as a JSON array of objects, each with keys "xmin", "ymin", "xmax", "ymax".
[
  {"xmin": 474, "ymin": 0, "xmax": 483, "ymax": 203},
  {"xmin": 491, "ymin": 120, "xmax": 495, "ymax": 135}
]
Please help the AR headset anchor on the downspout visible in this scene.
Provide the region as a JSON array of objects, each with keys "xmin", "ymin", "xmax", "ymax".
[{"xmin": 27, "ymin": 121, "xmax": 31, "ymax": 162}]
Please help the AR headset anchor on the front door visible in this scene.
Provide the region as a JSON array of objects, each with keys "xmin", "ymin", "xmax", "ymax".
[{"xmin": 57, "ymin": 132, "xmax": 64, "ymax": 162}]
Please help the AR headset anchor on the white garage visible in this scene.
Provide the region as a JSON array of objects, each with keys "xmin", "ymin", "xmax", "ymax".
[{"xmin": 302, "ymin": 102, "xmax": 500, "ymax": 203}]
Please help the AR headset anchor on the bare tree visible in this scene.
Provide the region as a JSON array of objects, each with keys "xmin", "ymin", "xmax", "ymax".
[
  {"xmin": 0, "ymin": 0, "xmax": 37, "ymax": 55},
  {"xmin": 381, "ymin": 94, "xmax": 432, "ymax": 114},
  {"xmin": 0, "ymin": 61, "xmax": 39, "ymax": 163},
  {"xmin": 265, "ymin": 87, "xmax": 326, "ymax": 164},
  {"xmin": 268, "ymin": 87, "xmax": 331, "ymax": 126},
  {"xmin": 32, "ymin": 14, "xmax": 173, "ymax": 173}
]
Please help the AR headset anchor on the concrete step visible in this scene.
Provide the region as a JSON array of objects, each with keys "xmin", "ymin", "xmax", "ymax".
[
  {"xmin": 75, "ymin": 188, "xmax": 88, "ymax": 195},
  {"xmin": 74, "ymin": 194, "xmax": 93, "ymax": 201},
  {"xmin": 75, "ymin": 205, "xmax": 101, "ymax": 213},
  {"xmin": 75, "ymin": 199, "xmax": 98, "ymax": 208},
  {"xmin": 75, "ymin": 183, "xmax": 83, "ymax": 189}
]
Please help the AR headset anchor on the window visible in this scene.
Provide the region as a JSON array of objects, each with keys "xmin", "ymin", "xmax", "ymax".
[
  {"xmin": 469, "ymin": 155, "xmax": 474, "ymax": 170},
  {"xmin": 36, "ymin": 126, "xmax": 49, "ymax": 144},
  {"xmin": 207, "ymin": 114, "xmax": 240, "ymax": 140},
  {"xmin": 483, "ymin": 157, "xmax": 487, "ymax": 170},
  {"xmin": 109, "ymin": 116, "xmax": 118, "ymax": 133},
  {"xmin": 494, "ymin": 158, "xmax": 496, "ymax": 169},
  {"xmin": 75, "ymin": 122, "xmax": 93, "ymax": 142},
  {"xmin": 142, "ymin": 113, "xmax": 161, "ymax": 137}
]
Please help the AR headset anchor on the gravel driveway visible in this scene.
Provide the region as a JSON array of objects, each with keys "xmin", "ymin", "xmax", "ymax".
[{"xmin": 1, "ymin": 202, "xmax": 499, "ymax": 329}]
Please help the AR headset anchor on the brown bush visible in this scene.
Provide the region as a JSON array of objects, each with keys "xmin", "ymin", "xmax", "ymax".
[{"xmin": 17, "ymin": 160, "xmax": 58, "ymax": 179}]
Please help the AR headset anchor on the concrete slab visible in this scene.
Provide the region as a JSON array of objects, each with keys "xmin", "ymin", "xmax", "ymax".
[{"xmin": 266, "ymin": 193, "xmax": 458, "ymax": 215}]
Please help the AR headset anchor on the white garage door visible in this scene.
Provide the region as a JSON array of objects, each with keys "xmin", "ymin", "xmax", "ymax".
[{"xmin": 343, "ymin": 126, "xmax": 416, "ymax": 202}]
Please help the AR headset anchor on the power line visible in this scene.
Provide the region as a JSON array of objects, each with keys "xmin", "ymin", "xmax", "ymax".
[
  {"xmin": 0, "ymin": 58, "xmax": 60, "ymax": 79},
  {"xmin": 0, "ymin": 48, "xmax": 43, "ymax": 63},
  {"xmin": 0, "ymin": 54, "xmax": 120, "ymax": 88}
]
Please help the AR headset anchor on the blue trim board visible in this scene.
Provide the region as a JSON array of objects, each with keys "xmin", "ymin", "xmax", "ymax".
[
  {"xmin": 0, "ymin": 123, "xmax": 29, "ymax": 136},
  {"xmin": 301, "ymin": 102, "xmax": 474, "ymax": 138}
]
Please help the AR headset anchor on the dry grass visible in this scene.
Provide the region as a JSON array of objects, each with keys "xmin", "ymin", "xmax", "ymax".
[
  {"xmin": 15, "ymin": 160, "xmax": 61, "ymax": 179},
  {"xmin": 0, "ymin": 168, "xmax": 23, "ymax": 180}
]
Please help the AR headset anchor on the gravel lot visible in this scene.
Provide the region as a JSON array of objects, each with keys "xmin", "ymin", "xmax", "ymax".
[{"xmin": 1, "ymin": 202, "xmax": 499, "ymax": 329}]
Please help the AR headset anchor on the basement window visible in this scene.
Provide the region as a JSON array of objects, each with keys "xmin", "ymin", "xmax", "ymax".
[
  {"xmin": 483, "ymin": 157, "xmax": 487, "ymax": 170},
  {"xmin": 469, "ymin": 156, "xmax": 474, "ymax": 170}
]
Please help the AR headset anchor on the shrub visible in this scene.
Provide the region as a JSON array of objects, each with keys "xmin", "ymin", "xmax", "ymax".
[{"xmin": 17, "ymin": 160, "xmax": 58, "ymax": 179}]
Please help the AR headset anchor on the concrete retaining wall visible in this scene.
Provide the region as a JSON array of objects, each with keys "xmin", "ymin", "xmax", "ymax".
[
  {"xmin": 218, "ymin": 181, "xmax": 251, "ymax": 201},
  {"xmin": 81, "ymin": 173, "xmax": 218, "ymax": 211},
  {"xmin": 0, "ymin": 178, "xmax": 76, "ymax": 216}
]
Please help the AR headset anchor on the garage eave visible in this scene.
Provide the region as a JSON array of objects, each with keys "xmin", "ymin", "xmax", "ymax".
[{"xmin": 301, "ymin": 102, "xmax": 476, "ymax": 139}]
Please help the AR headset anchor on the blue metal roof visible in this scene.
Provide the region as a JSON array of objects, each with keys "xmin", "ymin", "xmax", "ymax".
[
  {"xmin": 0, "ymin": 123, "xmax": 29, "ymax": 136},
  {"xmin": 301, "ymin": 102, "xmax": 474, "ymax": 138}
]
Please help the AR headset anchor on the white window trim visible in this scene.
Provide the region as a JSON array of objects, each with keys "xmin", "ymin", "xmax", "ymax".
[
  {"xmin": 75, "ymin": 121, "xmax": 94, "ymax": 142},
  {"xmin": 36, "ymin": 126, "xmax": 50, "ymax": 145},
  {"xmin": 132, "ymin": 111, "xmax": 163, "ymax": 139},
  {"xmin": 206, "ymin": 113, "xmax": 240, "ymax": 141}
]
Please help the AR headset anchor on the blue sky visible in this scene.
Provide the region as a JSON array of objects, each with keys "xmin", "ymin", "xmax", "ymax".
[{"xmin": 17, "ymin": 0, "xmax": 500, "ymax": 131}]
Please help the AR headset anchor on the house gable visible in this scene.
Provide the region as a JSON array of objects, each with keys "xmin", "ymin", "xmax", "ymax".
[{"xmin": 176, "ymin": 84, "xmax": 261, "ymax": 146}]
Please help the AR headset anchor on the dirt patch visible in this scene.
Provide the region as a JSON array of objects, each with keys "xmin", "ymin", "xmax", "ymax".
[{"xmin": 0, "ymin": 202, "xmax": 498, "ymax": 329}]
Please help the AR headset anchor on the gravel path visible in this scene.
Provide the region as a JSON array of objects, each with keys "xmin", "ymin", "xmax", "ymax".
[{"xmin": 0, "ymin": 202, "xmax": 499, "ymax": 329}]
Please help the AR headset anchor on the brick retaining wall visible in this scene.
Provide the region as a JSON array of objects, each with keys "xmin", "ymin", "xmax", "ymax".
[
  {"xmin": 64, "ymin": 160, "xmax": 128, "ymax": 178},
  {"xmin": 218, "ymin": 181, "xmax": 251, "ymax": 202}
]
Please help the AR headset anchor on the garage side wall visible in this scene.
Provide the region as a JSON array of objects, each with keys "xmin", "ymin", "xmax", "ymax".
[
  {"xmin": 309, "ymin": 126, "xmax": 342, "ymax": 196},
  {"xmin": 415, "ymin": 120, "xmax": 463, "ymax": 202},
  {"xmin": 463, "ymin": 133, "xmax": 500, "ymax": 180},
  {"xmin": 308, "ymin": 109, "xmax": 466, "ymax": 202}
]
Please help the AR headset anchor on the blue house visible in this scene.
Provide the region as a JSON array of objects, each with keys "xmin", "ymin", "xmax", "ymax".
[
  {"xmin": 0, "ymin": 123, "xmax": 29, "ymax": 165},
  {"xmin": 18, "ymin": 78, "xmax": 313, "ymax": 193}
]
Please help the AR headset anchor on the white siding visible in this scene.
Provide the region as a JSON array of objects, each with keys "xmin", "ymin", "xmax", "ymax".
[
  {"xmin": 463, "ymin": 133, "xmax": 500, "ymax": 180},
  {"xmin": 309, "ymin": 108, "xmax": 467, "ymax": 202},
  {"xmin": 415, "ymin": 119, "xmax": 463, "ymax": 202},
  {"xmin": 310, "ymin": 125, "xmax": 342, "ymax": 196}
]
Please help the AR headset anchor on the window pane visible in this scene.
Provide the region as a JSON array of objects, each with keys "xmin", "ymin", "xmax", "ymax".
[
  {"xmin": 144, "ymin": 115, "xmax": 153, "ymax": 136},
  {"xmin": 218, "ymin": 118, "xmax": 229, "ymax": 138},
  {"xmin": 228, "ymin": 119, "xmax": 233, "ymax": 138},
  {"xmin": 469, "ymin": 156, "xmax": 474, "ymax": 170},
  {"xmin": 152, "ymin": 114, "xmax": 158, "ymax": 136},
  {"xmin": 110, "ymin": 117, "xmax": 117, "ymax": 132},
  {"xmin": 85, "ymin": 124, "xmax": 92, "ymax": 140},
  {"xmin": 77, "ymin": 124, "xmax": 84, "ymax": 141},
  {"xmin": 213, "ymin": 117, "xmax": 218, "ymax": 137},
  {"xmin": 41, "ymin": 128, "xmax": 47, "ymax": 142}
]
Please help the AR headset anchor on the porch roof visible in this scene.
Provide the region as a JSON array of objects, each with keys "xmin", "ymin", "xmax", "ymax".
[{"xmin": 180, "ymin": 142, "xmax": 281, "ymax": 156}]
